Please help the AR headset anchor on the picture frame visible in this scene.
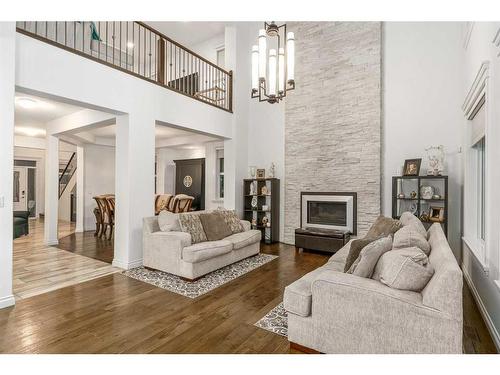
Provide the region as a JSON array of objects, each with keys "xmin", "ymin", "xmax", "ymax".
[
  {"xmin": 256, "ymin": 168, "xmax": 266, "ymax": 179},
  {"xmin": 403, "ymin": 158, "xmax": 422, "ymax": 176},
  {"xmin": 429, "ymin": 206, "xmax": 444, "ymax": 222}
]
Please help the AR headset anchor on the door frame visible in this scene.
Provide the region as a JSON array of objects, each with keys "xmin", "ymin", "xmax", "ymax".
[
  {"xmin": 14, "ymin": 157, "xmax": 41, "ymax": 218},
  {"xmin": 13, "ymin": 166, "xmax": 28, "ymax": 211}
]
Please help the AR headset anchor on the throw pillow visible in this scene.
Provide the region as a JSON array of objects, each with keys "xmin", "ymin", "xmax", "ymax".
[
  {"xmin": 344, "ymin": 236, "xmax": 383, "ymax": 273},
  {"xmin": 399, "ymin": 212, "xmax": 427, "ymax": 238},
  {"xmin": 199, "ymin": 212, "xmax": 232, "ymax": 241},
  {"xmin": 157, "ymin": 210, "xmax": 180, "ymax": 232},
  {"xmin": 347, "ymin": 236, "xmax": 393, "ymax": 278},
  {"xmin": 178, "ymin": 213, "xmax": 208, "ymax": 244},
  {"xmin": 393, "ymin": 224, "xmax": 431, "ymax": 255},
  {"xmin": 378, "ymin": 247, "xmax": 435, "ymax": 292},
  {"xmin": 216, "ymin": 208, "xmax": 244, "ymax": 234},
  {"xmin": 366, "ymin": 216, "xmax": 403, "ymax": 238}
]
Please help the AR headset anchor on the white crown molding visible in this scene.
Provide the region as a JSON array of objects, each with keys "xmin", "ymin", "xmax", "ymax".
[
  {"xmin": 462, "ymin": 61, "xmax": 489, "ymax": 119},
  {"xmin": 463, "ymin": 22, "xmax": 474, "ymax": 50},
  {"xmin": 492, "ymin": 26, "xmax": 500, "ymax": 57}
]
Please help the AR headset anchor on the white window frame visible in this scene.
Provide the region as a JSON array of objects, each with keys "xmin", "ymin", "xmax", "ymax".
[
  {"xmin": 215, "ymin": 147, "xmax": 224, "ymax": 200},
  {"xmin": 462, "ymin": 61, "xmax": 490, "ymax": 273}
]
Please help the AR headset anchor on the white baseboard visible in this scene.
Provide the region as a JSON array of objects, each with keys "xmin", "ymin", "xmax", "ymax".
[
  {"xmin": 112, "ymin": 258, "xmax": 143, "ymax": 270},
  {"xmin": 45, "ymin": 238, "xmax": 59, "ymax": 246},
  {"xmin": 462, "ymin": 264, "xmax": 500, "ymax": 351},
  {"xmin": 0, "ymin": 295, "xmax": 15, "ymax": 309}
]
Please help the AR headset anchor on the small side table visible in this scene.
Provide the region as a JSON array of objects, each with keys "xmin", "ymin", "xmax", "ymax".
[{"xmin": 295, "ymin": 227, "xmax": 351, "ymax": 254}]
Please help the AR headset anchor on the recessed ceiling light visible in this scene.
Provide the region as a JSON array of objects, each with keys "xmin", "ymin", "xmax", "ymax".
[
  {"xmin": 16, "ymin": 97, "xmax": 39, "ymax": 109},
  {"xmin": 127, "ymin": 41, "xmax": 134, "ymax": 49}
]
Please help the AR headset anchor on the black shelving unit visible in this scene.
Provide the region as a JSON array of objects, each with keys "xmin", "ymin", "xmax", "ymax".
[
  {"xmin": 243, "ymin": 178, "xmax": 280, "ymax": 244},
  {"xmin": 392, "ymin": 175, "xmax": 448, "ymax": 236}
]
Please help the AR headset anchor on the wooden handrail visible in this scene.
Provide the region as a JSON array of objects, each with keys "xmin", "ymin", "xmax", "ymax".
[{"xmin": 16, "ymin": 21, "xmax": 233, "ymax": 113}]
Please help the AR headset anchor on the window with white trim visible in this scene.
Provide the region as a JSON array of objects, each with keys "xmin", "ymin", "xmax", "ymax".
[{"xmin": 216, "ymin": 148, "xmax": 224, "ymax": 199}]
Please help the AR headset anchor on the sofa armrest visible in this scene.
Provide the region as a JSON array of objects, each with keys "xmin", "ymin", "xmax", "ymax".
[
  {"xmin": 307, "ymin": 270, "xmax": 461, "ymax": 353},
  {"xmin": 240, "ymin": 219, "xmax": 251, "ymax": 232},
  {"xmin": 143, "ymin": 231, "xmax": 192, "ymax": 270}
]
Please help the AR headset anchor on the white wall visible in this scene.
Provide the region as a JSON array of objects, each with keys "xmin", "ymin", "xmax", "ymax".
[
  {"xmin": 83, "ymin": 144, "xmax": 115, "ymax": 230},
  {"xmin": 191, "ymin": 33, "xmax": 225, "ymax": 66},
  {"xmin": 15, "ymin": 32, "xmax": 233, "ymax": 268},
  {"xmin": 0, "ymin": 22, "xmax": 16, "ymax": 308},
  {"xmin": 382, "ymin": 22, "xmax": 464, "ymax": 256},
  {"xmin": 156, "ymin": 146, "xmax": 205, "ymax": 194},
  {"xmin": 461, "ymin": 22, "xmax": 500, "ymax": 350}
]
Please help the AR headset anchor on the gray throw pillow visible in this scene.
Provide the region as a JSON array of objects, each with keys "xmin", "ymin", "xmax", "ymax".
[
  {"xmin": 399, "ymin": 212, "xmax": 427, "ymax": 238},
  {"xmin": 157, "ymin": 210, "xmax": 180, "ymax": 232},
  {"xmin": 393, "ymin": 224, "xmax": 431, "ymax": 255},
  {"xmin": 378, "ymin": 247, "xmax": 434, "ymax": 292},
  {"xmin": 366, "ymin": 216, "xmax": 403, "ymax": 238},
  {"xmin": 199, "ymin": 212, "xmax": 232, "ymax": 241},
  {"xmin": 344, "ymin": 236, "xmax": 383, "ymax": 273},
  {"xmin": 347, "ymin": 236, "xmax": 393, "ymax": 278},
  {"xmin": 178, "ymin": 213, "xmax": 208, "ymax": 244},
  {"xmin": 216, "ymin": 208, "xmax": 244, "ymax": 234}
]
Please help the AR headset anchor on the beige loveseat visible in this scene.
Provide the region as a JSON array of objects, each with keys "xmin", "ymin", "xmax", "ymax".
[
  {"xmin": 284, "ymin": 222, "xmax": 463, "ymax": 353},
  {"xmin": 143, "ymin": 212, "xmax": 261, "ymax": 280}
]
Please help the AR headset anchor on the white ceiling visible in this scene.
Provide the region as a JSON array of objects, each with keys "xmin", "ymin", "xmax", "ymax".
[
  {"xmin": 85, "ymin": 123, "xmax": 219, "ymax": 144},
  {"xmin": 145, "ymin": 22, "xmax": 227, "ymax": 48},
  {"xmin": 14, "ymin": 93, "xmax": 84, "ymax": 138}
]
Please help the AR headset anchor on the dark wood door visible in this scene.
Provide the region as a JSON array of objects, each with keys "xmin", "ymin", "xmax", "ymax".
[{"xmin": 174, "ymin": 158, "xmax": 205, "ymax": 210}]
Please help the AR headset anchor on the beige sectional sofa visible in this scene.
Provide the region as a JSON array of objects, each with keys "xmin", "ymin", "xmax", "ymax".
[
  {"xmin": 284, "ymin": 222, "xmax": 463, "ymax": 354},
  {"xmin": 143, "ymin": 212, "xmax": 261, "ymax": 280}
]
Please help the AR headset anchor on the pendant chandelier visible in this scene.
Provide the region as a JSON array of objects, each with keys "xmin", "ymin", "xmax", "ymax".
[{"xmin": 251, "ymin": 22, "xmax": 295, "ymax": 104}]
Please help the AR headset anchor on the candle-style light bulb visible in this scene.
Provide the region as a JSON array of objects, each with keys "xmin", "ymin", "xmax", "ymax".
[
  {"xmin": 286, "ymin": 32, "xmax": 295, "ymax": 83},
  {"xmin": 278, "ymin": 47, "xmax": 285, "ymax": 94},
  {"xmin": 258, "ymin": 29, "xmax": 267, "ymax": 80},
  {"xmin": 268, "ymin": 48, "xmax": 277, "ymax": 97},
  {"xmin": 251, "ymin": 45, "xmax": 259, "ymax": 91}
]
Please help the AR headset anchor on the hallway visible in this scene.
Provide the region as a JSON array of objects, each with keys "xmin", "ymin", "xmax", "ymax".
[{"xmin": 13, "ymin": 219, "xmax": 119, "ymax": 300}]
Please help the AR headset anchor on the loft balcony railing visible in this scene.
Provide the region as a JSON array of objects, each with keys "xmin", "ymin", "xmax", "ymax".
[{"xmin": 16, "ymin": 21, "xmax": 233, "ymax": 112}]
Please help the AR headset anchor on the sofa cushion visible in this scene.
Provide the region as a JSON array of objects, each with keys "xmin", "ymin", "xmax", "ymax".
[
  {"xmin": 347, "ymin": 236, "xmax": 393, "ymax": 278},
  {"xmin": 399, "ymin": 211, "xmax": 427, "ymax": 238},
  {"xmin": 284, "ymin": 267, "xmax": 327, "ymax": 317},
  {"xmin": 378, "ymin": 247, "xmax": 435, "ymax": 292},
  {"xmin": 393, "ymin": 224, "xmax": 430, "ymax": 255},
  {"xmin": 343, "ymin": 236, "xmax": 382, "ymax": 272},
  {"xmin": 327, "ymin": 241, "xmax": 352, "ymax": 265},
  {"xmin": 224, "ymin": 230, "xmax": 261, "ymax": 250},
  {"xmin": 217, "ymin": 208, "xmax": 244, "ymax": 234},
  {"xmin": 199, "ymin": 212, "xmax": 232, "ymax": 241},
  {"xmin": 182, "ymin": 240, "xmax": 233, "ymax": 263},
  {"xmin": 178, "ymin": 213, "xmax": 208, "ymax": 244},
  {"xmin": 366, "ymin": 216, "xmax": 402, "ymax": 238},
  {"xmin": 157, "ymin": 210, "xmax": 181, "ymax": 232}
]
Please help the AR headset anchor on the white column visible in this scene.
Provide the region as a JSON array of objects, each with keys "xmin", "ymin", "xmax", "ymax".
[
  {"xmin": 75, "ymin": 145, "xmax": 85, "ymax": 233},
  {"xmin": 0, "ymin": 22, "xmax": 16, "ymax": 309},
  {"xmin": 44, "ymin": 135, "xmax": 59, "ymax": 245},
  {"xmin": 113, "ymin": 112, "xmax": 155, "ymax": 269}
]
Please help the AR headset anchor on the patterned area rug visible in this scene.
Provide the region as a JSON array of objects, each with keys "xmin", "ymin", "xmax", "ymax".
[
  {"xmin": 254, "ymin": 302, "xmax": 288, "ymax": 337},
  {"xmin": 122, "ymin": 253, "xmax": 278, "ymax": 299}
]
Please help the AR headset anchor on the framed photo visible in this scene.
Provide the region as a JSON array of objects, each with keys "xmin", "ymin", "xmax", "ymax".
[
  {"xmin": 403, "ymin": 158, "xmax": 421, "ymax": 176},
  {"xmin": 429, "ymin": 206, "xmax": 444, "ymax": 222},
  {"xmin": 256, "ymin": 168, "xmax": 265, "ymax": 179}
]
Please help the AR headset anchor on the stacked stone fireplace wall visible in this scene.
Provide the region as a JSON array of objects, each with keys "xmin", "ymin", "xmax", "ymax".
[{"xmin": 284, "ymin": 22, "xmax": 382, "ymax": 244}]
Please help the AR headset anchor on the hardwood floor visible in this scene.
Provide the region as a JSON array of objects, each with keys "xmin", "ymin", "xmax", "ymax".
[
  {"xmin": 56, "ymin": 230, "xmax": 114, "ymax": 264},
  {"xmin": 1, "ymin": 239, "xmax": 497, "ymax": 354},
  {"xmin": 12, "ymin": 219, "xmax": 119, "ymax": 300}
]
